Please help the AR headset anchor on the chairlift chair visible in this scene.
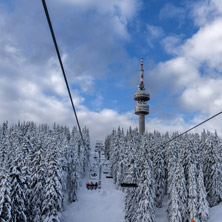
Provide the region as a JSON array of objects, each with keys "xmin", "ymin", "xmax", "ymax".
[
  {"xmin": 91, "ymin": 172, "xmax": 97, "ymax": 177},
  {"xmin": 86, "ymin": 182, "xmax": 98, "ymax": 190},
  {"xmin": 120, "ymin": 167, "xmax": 138, "ymax": 188},
  {"xmin": 120, "ymin": 183, "xmax": 138, "ymax": 188},
  {"xmin": 106, "ymin": 176, "xmax": 113, "ymax": 178}
]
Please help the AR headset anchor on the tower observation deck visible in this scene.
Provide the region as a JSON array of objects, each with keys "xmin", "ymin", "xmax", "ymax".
[{"xmin": 134, "ymin": 57, "xmax": 150, "ymax": 135}]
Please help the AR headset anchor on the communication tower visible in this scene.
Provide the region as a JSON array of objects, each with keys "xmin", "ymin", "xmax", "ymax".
[{"xmin": 134, "ymin": 57, "xmax": 150, "ymax": 135}]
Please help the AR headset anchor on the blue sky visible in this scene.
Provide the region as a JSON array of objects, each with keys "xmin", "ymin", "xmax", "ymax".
[{"xmin": 0, "ymin": 0, "xmax": 221, "ymax": 144}]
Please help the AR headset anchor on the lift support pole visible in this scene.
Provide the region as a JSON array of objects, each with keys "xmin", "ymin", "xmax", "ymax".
[{"xmin": 98, "ymin": 149, "xmax": 102, "ymax": 189}]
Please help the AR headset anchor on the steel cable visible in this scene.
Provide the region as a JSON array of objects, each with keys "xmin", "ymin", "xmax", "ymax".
[{"xmin": 42, "ymin": 0, "xmax": 85, "ymax": 145}]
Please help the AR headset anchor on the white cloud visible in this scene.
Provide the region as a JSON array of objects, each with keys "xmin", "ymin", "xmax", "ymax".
[
  {"xmin": 147, "ymin": 115, "xmax": 188, "ymax": 135},
  {"xmin": 181, "ymin": 78, "xmax": 222, "ymax": 114},
  {"xmin": 0, "ymin": 0, "xmax": 142, "ymax": 147},
  {"xmin": 59, "ymin": 0, "xmax": 141, "ymax": 20},
  {"xmin": 146, "ymin": 24, "xmax": 164, "ymax": 48},
  {"xmin": 149, "ymin": 57, "xmax": 199, "ymax": 95},
  {"xmin": 149, "ymin": 3, "xmax": 222, "ymax": 118},
  {"xmin": 0, "ymin": 0, "xmax": 221, "ymax": 145},
  {"xmin": 159, "ymin": 3, "xmax": 185, "ymax": 21},
  {"xmin": 182, "ymin": 19, "xmax": 222, "ymax": 72},
  {"xmin": 147, "ymin": 24, "xmax": 164, "ymax": 39},
  {"xmin": 79, "ymin": 108, "xmax": 137, "ymax": 146},
  {"xmin": 90, "ymin": 93, "xmax": 103, "ymax": 111},
  {"xmin": 161, "ymin": 35, "xmax": 183, "ymax": 55},
  {"xmin": 0, "ymin": 0, "xmax": 137, "ymax": 96},
  {"xmin": 54, "ymin": 0, "xmax": 141, "ymax": 40},
  {"xmin": 191, "ymin": 0, "xmax": 222, "ymax": 26}
]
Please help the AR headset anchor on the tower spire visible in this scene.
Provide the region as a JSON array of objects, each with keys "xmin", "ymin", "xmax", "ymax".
[
  {"xmin": 140, "ymin": 57, "xmax": 143, "ymax": 71},
  {"xmin": 139, "ymin": 57, "xmax": 145, "ymax": 90},
  {"xmin": 134, "ymin": 57, "xmax": 150, "ymax": 135}
]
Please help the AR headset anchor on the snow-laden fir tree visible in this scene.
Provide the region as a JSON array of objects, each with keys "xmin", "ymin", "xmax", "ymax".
[
  {"xmin": 30, "ymin": 136, "xmax": 47, "ymax": 222},
  {"xmin": 0, "ymin": 122, "xmax": 90, "ymax": 221},
  {"xmin": 124, "ymin": 161, "xmax": 140, "ymax": 222},
  {"xmin": 135, "ymin": 134, "xmax": 155, "ymax": 222},
  {"xmin": 10, "ymin": 166, "xmax": 27, "ymax": 222},
  {"xmin": 152, "ymin": 131, "xmax": 166, "ymax": 208},
  {"xmin": 67, "ymin": 131, "xmax": 79, "ymax": 203},
  {"xmin": 167, "ymin": 150, "xmax": 187, "ymax": 222},
  {"xmin": 187, "ymin": 162, "xmax": 198, "ymax": 221},
  {"xmin": 82, "ymin": 127, "xmax": 91, "ymax": 176},
  {"xmin": 59, "ymin": 134, "xmax": 69, "ymax": 192},
  {"xmin": 166, "ymin": 135, "xmax": 180, "ymax": 196},
  {"xmin": 203, "ymin": 132, "xmax": 222, "ymax": 207},
  {"xmin": 105, "ymin": 128, "xmax": 222, "ymax": 222},
  {"xmin": 42, "ymin": 137, "xmax": 64, "ymax": 222},
  {"xmin": 0, "ymin": 168, "xmax": 11, "ymax": 222},
  {"xmin": 197, "ymin": 164, "xmax": 209, "ymax": 222}
]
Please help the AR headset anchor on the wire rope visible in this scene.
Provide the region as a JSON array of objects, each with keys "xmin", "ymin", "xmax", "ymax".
[
  {"xmin": 162, "ymin": 111, "xmax": 222, "ymax": 147},
  {"xmin": 41, "ymin": 0, "xmax": 85, "ymax": 145}
]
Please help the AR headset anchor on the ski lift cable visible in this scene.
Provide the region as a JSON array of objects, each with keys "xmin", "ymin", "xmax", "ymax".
[
  {"xmin": 161, "ymin": 110, "xmax": 222, "ymax": 147},
  {"xmin": 41, "ymin": 0, "xmax": 85, "ymax": 145}
]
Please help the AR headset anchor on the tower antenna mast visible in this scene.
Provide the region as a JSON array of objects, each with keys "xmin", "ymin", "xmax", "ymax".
[{"xmin": 134, "ymin": 58, "xmax": 150, "ymax": 135}]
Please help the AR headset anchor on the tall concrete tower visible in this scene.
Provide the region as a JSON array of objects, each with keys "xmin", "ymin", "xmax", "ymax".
[{"xmin": 134, "ymin": 57, "xmax": 150, "ymax": 135}]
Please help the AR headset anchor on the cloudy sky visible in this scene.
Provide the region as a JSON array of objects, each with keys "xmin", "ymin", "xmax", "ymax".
[{"xmin": 0, "ymin": 0, "xmax": 222, "ymax": 144}]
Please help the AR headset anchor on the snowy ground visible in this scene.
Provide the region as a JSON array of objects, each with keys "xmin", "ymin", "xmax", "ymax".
[
  {"xmin": 209, "ymin": 202, "xmax": 222, "ymax": 222},
  {"xmin": 62, "ymin": 170, "xmax": 125, "ymax": 222},
  {"xmin": 156, "ymin": 196, "xmax": 168, "ymax": 222}
]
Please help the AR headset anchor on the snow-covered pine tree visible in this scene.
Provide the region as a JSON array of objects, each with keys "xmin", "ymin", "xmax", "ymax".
[
  {"xmin": 0, "ymin": 167, "xmax": 12, "ymax": 221},
  {"xmin": 18, "ymin": 130, "xmax": 33, "ymax": 221},
  {"xmin": 30, "ymin": 135, "xmax": 47, "ymax": 222},
  {"xmin": 203, "ymin": 132, "xmax": 222, "ymax": 207},
  {"xmin": 166, "ymin": 134, "xmax": 180, "ymax": 196},
  {"xmin": 161, "ymin": 132, "xmax": 169, "ymax": 195},
  {"xmin": 0, "ymin": 125, "xmax": 10, "ymax": 169},
  {"xmin": 115, "ymin": 130, "xmax": 126, "ymax": 188},
  {"xmin": 105, "ymin": 134, "xmax": 111, "ymax": 160},
  {"xmin": 152, "ymin": 131, "xmax": 166, "ymax": 208},
  {"xmin": 112, "ymin": 127, "xmax": 122, "ymax": 184},
  {"xmin": 123, "ymin": 129, "xmax": 142, "ymax": 222},
  {"xmin": 125, "ymin": 186, "xmax": 140, "ymax": 222},
  {"xmin": 42, "ymin": 136, "xmax": 64, "ymax": 222},
  {"xmin": 167, "ymin": 149, "xmax": 187, "ymax": 222},
  {"xmin": 168, "ymin": 183, "xmax": 183, "ymax": 222},
  {"xmin": 10, "ymin": 166, "xmax": 27, "ymax": 222},
  {"xmin": 124, "ymin": 161, "xmax": 140, "ymax": 222},
  {"xmin": 67, "ymin": 127, "xmax": 79, "ymax": 202},
  {"xmin": 135, "ymin": 134, "xmax": 155, "ymax": 222},
  {"xmin": 197, "ymin": 164, "xmax": 209, "ymax": 222},
  {"xmin": 0, "ymin": 121, "xmax": 90, "ymax": 221},
  {"xmin": 82, "ymin": 127, "xmax": 91, "ymax": 176},
  {"xmin": 58, "ymin": 124, "xmax": 86, "ymax": 196},
  {"xmin": 187, "ymin": 162, "xmax": 198, "ymax": 221},
  {"xmin": 59, "ymin": 133, "xmax": 69, "ymax": 192}
]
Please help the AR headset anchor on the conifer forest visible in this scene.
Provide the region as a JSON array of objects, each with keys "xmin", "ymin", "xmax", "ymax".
[
  {"xmin": 0, "ymin": 122, "xmax": 90, "ymax": 221},
  {"xmin": 0, "ymin": 122, "xmax": 222, "ymax": 222},
  {"xmin": 105, "ymin": 127, "xmax": 222, "ymax": 222}
]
